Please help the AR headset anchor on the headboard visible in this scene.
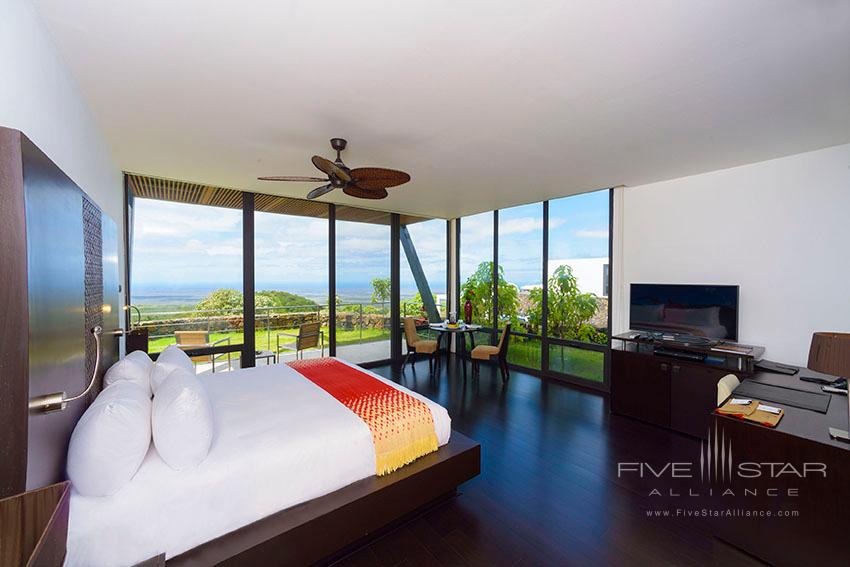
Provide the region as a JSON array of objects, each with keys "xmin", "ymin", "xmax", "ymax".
[{"xmin": 0, "ymin": 127, "xmax": 120, "ymax": 497}]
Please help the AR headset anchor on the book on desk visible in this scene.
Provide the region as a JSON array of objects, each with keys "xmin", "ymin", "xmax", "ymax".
[{"xmin": 715, "ymin": 397, "xmax": 785, "ymax": 427}]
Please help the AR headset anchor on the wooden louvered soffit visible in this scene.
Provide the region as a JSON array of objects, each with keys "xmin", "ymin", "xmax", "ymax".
[{"xmin": 126, "ymin": 173, "xmax": 429, "ymax": 224}]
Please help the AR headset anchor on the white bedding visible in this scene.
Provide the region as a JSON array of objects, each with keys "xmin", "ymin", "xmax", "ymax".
[{"xmin": 66, "ymin": 358, "xmax": 450, "ymax": 567}]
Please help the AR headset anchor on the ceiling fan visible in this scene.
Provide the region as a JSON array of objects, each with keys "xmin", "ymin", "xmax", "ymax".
[{"xmin": 258, "ymin": 138, "xmax": 410, "ymax": 200}]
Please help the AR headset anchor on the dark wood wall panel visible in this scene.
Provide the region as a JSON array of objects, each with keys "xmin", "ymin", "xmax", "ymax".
[{"xmin": 0, "ymin": 128, "xmax": 29, "ymax": 497}]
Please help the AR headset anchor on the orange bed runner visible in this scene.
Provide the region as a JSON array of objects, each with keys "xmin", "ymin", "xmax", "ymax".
[{"xmin": 288, "ymin": 358, "xmax": 438, "ymax": 476}]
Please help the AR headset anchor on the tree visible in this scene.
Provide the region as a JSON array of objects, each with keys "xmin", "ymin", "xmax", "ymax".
[
  {"xmin": 256, "ymin": 290, "xmax": 317, "ymax": 309},
  {"xmin": 528, "ymin": 265, "xmax": 605, "ymax": 344},
  {"xmin": 401, "ymin": 292, "xmax": 434, "ymax": 318},
  {"xmin": 370, "ymin": 277, "xmax": 391, "ymax": 304},
  {"xmin": 195, "ymin": 289, "xmax": 242, "ymax": 315},
  {"xmin": 196, "ymin": 288, "xmax": 317, "ymax": 315},
  {"xmin": 460, "ymin": 261, "xmax": 519, "ymax": 325}
]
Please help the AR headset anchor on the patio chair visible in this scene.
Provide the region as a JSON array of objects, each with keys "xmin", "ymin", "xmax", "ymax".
[
  {"xmin": 403, "ymin": 317, "xmax": 439, "ymax": 376},
  {"xmin": 471, "ymin": 324, "xmax": 512, "ymax": 383},
  {"xmin": 277, "ymin": 321, "xmax": 325, "ymax": 360},
  {"xmin": 174, "ymin": 330, "xmax": 232, "ymax": 373}
]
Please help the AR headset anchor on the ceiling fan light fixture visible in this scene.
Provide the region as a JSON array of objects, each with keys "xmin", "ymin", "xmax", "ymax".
[{"xmin": 259, "ymin": 138, "xmax": 410, "ymax": 200}]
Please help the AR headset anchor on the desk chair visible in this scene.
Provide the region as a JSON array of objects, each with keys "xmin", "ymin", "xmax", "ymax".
[
  {"xmin": 174, "ymin": 330, "xmax": 232, "ymax": 373},
  {"xmin": 808, "ymin": 332, "xmax": 850, "ymax": 377},
  {"xmin": 717, "ymin": 374, "xmax": 741, "ymax": 406},
  {"xmin": 403, "ymin": 317, "xmax": 439, "ymax": 375},
  {"xmin": 471, "ymin": 324, "xmax": 511, "ymax": 383},
  {"xmin": 277, "ymin": 321, "xmax": 325, "ymax": 360}
]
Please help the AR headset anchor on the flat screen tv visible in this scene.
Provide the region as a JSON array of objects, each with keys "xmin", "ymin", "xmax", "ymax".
[{"xmin": 629, "ymin": 284, "xmax": 739, "ymax": 341}]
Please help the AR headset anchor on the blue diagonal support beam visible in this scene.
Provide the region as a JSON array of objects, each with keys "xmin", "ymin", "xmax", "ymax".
[{"xmin": 400, "ymin": 225, "xmax": 440, "ymax": 323}]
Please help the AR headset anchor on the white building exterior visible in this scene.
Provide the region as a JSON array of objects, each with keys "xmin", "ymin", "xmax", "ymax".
[{"xmin": 521, "ymin": 257, "xmax": 608, "ymax": 297}]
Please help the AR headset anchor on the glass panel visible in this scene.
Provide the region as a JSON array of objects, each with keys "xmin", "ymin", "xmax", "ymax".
[
  {"xmin": 400, "ymin": 219, "xmax": 446, "ymax": 350},
  {"xmin": 336, "ymin": 218, "xmax": 391, "ymax": 363},
  {"xmin": 459, "ymin": 211, "xmax": 494, "ymax": 327},
  {"xmin": 507, "ymin": 335, "xmax": 542, "ymax": 370},
  {"xmin": 130, "ymin": 198, "xmax": 242, "ymax": 372},
  {"xmin": 548, "ymin": 344, "xmax": 605, "ymax": 382},
  {"xmin": 255, "ymin": 211, "xmax": 328, "ymax": 363},
  {"xmin": 547, "ymin": 190, "xmax": 610, "ymax": 345},
  {"xmin": 498, "ymin": 203, "xmax": 543, "ymax": 369}
]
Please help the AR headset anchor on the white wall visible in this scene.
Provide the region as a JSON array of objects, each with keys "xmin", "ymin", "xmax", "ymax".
[
  {"xmin": 614, "ymin": 143, "xmax": 850, "ymax": 366},
  {"xmin": 0, "ymin": 0, "xmax": 124, "ymax": 303}
]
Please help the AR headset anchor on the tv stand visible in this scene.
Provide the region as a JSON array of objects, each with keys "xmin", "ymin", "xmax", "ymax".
[{"xmin": 611, "ymin": 332, "xmax": 764, "ymax": 438}]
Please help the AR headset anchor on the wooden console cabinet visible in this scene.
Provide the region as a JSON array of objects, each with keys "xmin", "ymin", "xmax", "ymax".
[{"xmin": 611, "ymin": 334, "xmax": 763, "ymax": 438}]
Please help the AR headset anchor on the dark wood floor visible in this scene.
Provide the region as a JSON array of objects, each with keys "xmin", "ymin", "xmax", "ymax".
[{"xmin": 335, "ymin": 356, "xmax": 764, "ymax": 567}]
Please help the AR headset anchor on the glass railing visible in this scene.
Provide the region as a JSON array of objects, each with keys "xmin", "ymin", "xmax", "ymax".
[{"xmin": 136, "ymin": 298, "xmax": 449, "ymax": 366}]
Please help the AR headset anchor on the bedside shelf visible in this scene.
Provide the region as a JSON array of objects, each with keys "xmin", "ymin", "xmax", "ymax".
[{"xmin": 0, "ymin": 481, "xmax": 70, "ymax": 567}]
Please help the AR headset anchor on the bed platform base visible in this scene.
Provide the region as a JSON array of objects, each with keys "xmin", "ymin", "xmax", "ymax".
[{"xmin": 166, "ymin": 431, "xmax": 480, "ymax": 566}]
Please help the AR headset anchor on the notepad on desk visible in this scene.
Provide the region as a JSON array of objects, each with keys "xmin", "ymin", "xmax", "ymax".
[{"xmin": 716, "ymin": 398, "xmax": 785, "ymax": 428}]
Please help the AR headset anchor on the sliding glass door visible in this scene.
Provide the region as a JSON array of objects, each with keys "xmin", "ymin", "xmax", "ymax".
[
  {"xmin": 255, "ymin": 208, "xmax": 329, "ymax": 363},
  {"xmin": 335, "ymin": 213, "xmax": 392, "ymax": 364}
]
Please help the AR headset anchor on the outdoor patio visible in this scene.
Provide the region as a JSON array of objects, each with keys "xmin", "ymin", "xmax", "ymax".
[{"xmin": 193, "ymin": 339, "xmax": 394, "ymax": 374}]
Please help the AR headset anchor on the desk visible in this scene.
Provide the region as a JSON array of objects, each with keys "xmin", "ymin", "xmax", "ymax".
[
  {"xmin": 429, "ymin": 324, "xmax": 481, "ymax": 380},
  {"xmin": 711, "ymin": 367, "xmax": 850, "ymax": 566}
]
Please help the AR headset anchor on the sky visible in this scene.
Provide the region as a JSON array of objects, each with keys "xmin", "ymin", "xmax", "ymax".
[
  {"xmin": 460, "ymin": 189, "xmax": 610, "ymax": 288},
  {"xmin": 131, "ymin": 189, "xmax": 608, "ymax": 297}
]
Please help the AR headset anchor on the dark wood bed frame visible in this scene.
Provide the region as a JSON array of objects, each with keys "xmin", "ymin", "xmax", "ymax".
[
  {"xmin": 1, "ymin": 127, "xmax": 482, "ymax": 566},
  {"xmin": 171, "ymin": 432, "xmax": 479, "ymax": 566}
]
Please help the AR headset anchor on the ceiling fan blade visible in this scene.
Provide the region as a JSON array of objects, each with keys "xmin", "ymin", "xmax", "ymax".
[
  {"xmin": 257, "ymin": 176, "xmax": 327, "ymax": 182},
  {"xmin": 343, "ymin": 185, "xmax": 388, "ymax": 200},
  {"xmin": 349, "ymin": 168, "xmax": 410, "ymax": 190},
  {"xmin": 311, "ymin": 155, "xmax": 351, "ymax": 183},
  {"xmin": 306, "ymin": 184, "xmax": 335, "ymax": 200}
]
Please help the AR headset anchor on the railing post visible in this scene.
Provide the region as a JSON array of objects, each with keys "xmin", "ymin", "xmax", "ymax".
[{"xmin": 265, "ymin": 307, "xmax": 270, "ymax": 352}]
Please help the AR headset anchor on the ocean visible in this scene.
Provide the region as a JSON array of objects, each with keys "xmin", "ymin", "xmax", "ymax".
[{"xmin": 131, "ymin": 283, "xmax": 436, "ymax": 308}]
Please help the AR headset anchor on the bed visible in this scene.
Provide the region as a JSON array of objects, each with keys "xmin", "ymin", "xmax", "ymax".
[{"xmin": 65, "ymin": 358, "xmax": 473, "ymax": 566}]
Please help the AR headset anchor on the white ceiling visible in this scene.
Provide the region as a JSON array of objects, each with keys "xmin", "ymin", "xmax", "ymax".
[{"xmin": 35, "ymin": 0, "xmax": 850, "ymax": 219}]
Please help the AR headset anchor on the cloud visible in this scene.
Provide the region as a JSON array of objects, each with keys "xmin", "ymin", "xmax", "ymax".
[{"xmin": 498, "ymin": 217, "xmax": 541, "ymax": 235}]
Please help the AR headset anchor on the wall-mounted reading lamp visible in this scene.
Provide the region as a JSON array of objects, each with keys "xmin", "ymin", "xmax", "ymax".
[
  {"xmin": 124, "ymin": 304, "xmax": 142, "ymax": 327},
  {"xmin": 28, "ymin": 326, "xmax": 125, "ymax": 414}
]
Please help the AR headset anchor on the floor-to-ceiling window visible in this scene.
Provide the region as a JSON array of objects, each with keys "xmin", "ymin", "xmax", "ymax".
[
  {"xmin": 130, "ymin": 197, "xmax": 243, "ymax": 371},
  {"xmin": 455, "ymin": 189, "xmax": 611, "ymax": 388},
  {"xmin": 400, "ymin": 217, "xmax": 448, "ymax": 321},
  {"xmin": 255, "ymin": 205, "xmax": 329, "ymax": 362},
  {"xmin": 335, "ymin": 208, "xmax": 392, "ymax": 364},
  {"xmin": 459, "ymin": 211, "xmax": 495, "ymax": 349},
  {"xmin": 498, "ymin": 203, "xmax": 543, "ymax": 370},
  {"xmin": 399, "ymin": 217, "xmax": 448, "ymax": 352},
  {"xmin": 546, "ymin": 189, "xmax": 611, "ymax": 384}
]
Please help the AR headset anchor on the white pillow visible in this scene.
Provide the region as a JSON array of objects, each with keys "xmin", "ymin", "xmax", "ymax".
[
  {"xmin": 104, "ymin": 350, "xmax": 154, "ymax": 396},
  {"xmin": 150, "ymin": 345, "xmax": 195, "ymax": 394},
  {"xmin": 66, "ymin": 381, "xmax": 152, "ymax": 497},
  {"xmin": 152, "ymin": 367, "xmax": 214, "ymax": 470}
]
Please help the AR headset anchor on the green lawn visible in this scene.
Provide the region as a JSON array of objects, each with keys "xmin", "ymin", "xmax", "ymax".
[
  {"xmin": 148, "ymin": 326, "xmax": 389, "ymax": 354},
  {"xmin": 506, "ymin": 337, "xmax": 604, "ymax": 382},
  {"xmin": 148, "ymin": 325, "xmax": 604, "ymax": 382}
]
